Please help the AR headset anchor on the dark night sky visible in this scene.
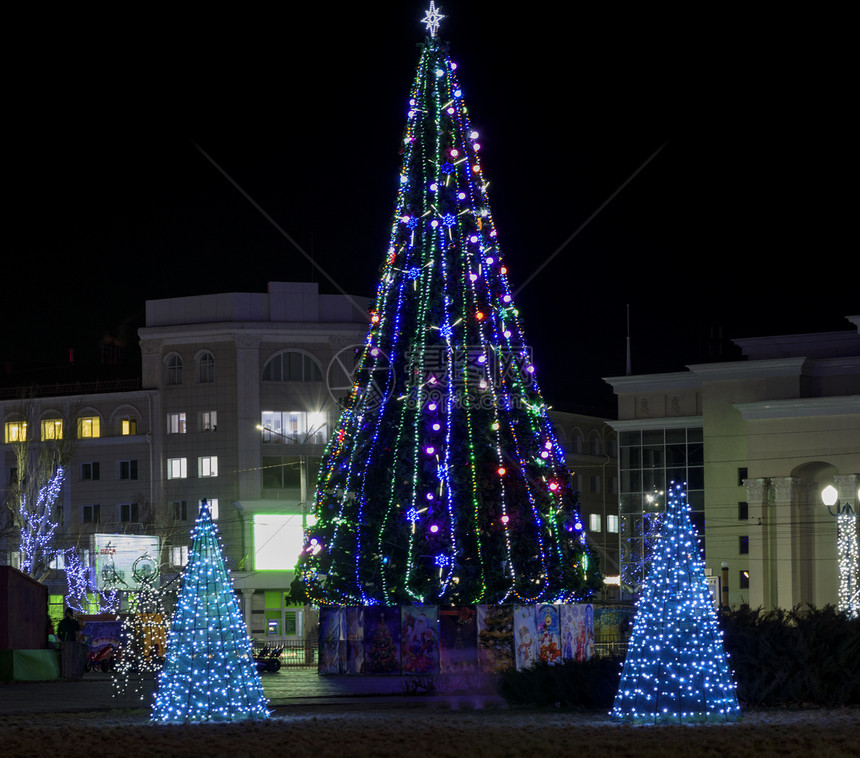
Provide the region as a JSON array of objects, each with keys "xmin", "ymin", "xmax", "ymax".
[{"xmin": 5, "ymin": 3, "xmax": 856, "ymax": 414}]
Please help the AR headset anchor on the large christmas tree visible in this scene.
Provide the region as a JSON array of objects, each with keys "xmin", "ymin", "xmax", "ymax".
[
  {"xmin": 611, "ymin": 483, "xmax": 740, "ymax": 723},
  {"xmin": 297, "ymin": 4, "xmax": 599, "ymax": 607},
  {"xmin": 151, "ymin": 501, "xmax": 268, "ymax": 723}
]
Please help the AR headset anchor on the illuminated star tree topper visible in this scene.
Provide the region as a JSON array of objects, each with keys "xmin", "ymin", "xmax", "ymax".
[{"xmin": 421, "ymin": 1, "xmax": 445, "ymax": 37}]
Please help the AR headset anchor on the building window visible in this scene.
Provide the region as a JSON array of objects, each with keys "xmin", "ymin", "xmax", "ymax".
[
  {"xmin": 260, "ymin": 411, "xmax": 327, "ymax": 444},
  {"xmin": 200, "ymin": 498, "xmax": 219, "ymax": 520},
  {"xmin": 41, "ymin": 419, "xmax": 63, "ymax": 440},
  {"xmin": 119, "ymin": 460, "xmax": 138, "ymax": 480},
  {"xmin": 4, "ymin": 421, "xmax": 27, "ymax": 443},
  {"xmin": 167, "ymin": 458, "xmax": 187, "ymax": 480},
  {"xmin": 172, "ymin": 501, "xmax": 188, "ymax": 521},
  {"xmin": 199, "ymin": 411, "xmax": 217, "ymax": 432},
  {"xmin": 739, "ymin": 535, "xmax": 749, "ymax": 555},
  {"xmin": 198, "ymin": 456, "xmax": 218, "ymax": 478},
  {"xmin": 167, "ymin": 412, "xmax": 187, "ymax": 434},
  {"xmin": 738, "ymin": 501, "xmax": 749, "ymax": 520},
  {"xmin": 737, "ymin": 467, "xmax": 748, "ymax": 486},
  {"xmin": 121, "ymin": 416, "xmax": 138, "ymax": 436},
  {"xmin": 262, "ymin": 456, "xmax": 321, "ymax": 490},
  {"xmin": 739, "ymin": 570, "xmax": 750, "ymax": 589},
  {"xmin": 56, "ymin": 505, "xmax": 64, "ymax": 524},
  {"xmin": 607, "ymin": 514, "xmax": 619, "ymax": 533},
  {"xmin": 589, "ymin": 513, "xmax": 602, "ymax": 532},
  {"xmin": 197, "ymin": 351, "xmax": 215, "ymax": 383},
  {"xmin": 81, "ymin": 462, "xmax": 100, "ymax": 481},
  {"xmin": 262, "ymin": 351, "xmax": 323, "ymax": 382},
  {"xmin": 167, "ymin": 354, "xmax": 183, "ymax": 385},
  {"xmin": 171, "ymin": 545, "xmax": 189, "ymax": 566},
  {"xmin": 119, "ymin": 503, "xmax": 140, "ymax": 522},
  {"xmin": 82, "ymin": 504, "xmax": 101, "ymax": 524},
  {"xmin": 78, "ymin": 416, "xmax": 101, "ymax": 439},
  {"xmin": 589, "ymin": 476, "xmax": 601, "ymax": 494}
]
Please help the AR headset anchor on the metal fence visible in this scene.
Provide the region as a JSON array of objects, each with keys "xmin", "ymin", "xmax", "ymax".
[{"xmin": 252, "ymin": 639, "xmax": 318, "ymax": 668}]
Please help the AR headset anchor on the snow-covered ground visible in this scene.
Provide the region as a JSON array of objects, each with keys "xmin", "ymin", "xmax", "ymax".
[{"xmin": 1, "ymin": 705, "xmax": 858, "ymax": 757}]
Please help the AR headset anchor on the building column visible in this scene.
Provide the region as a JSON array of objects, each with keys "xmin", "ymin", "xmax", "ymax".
[
  {"xmin": 771, "ymin": 477, "xmax": 804, "ymax": 610},
  {"xmin": 745, "ymin": 478, "xmax": 770, "ymax": 609},
  {"xmin": 241, "ymin": 588, "xmax": 255, "ymax": 632}
]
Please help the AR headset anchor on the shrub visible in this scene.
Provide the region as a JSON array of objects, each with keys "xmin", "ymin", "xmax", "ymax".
[{"xmin": 720, "ymin": 604, "xmax": 860, "ymax": 707}]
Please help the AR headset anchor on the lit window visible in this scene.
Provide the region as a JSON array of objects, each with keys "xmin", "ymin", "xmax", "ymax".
[
  {"xmin": 171, "ymin": 545, "xmax": 189, "ymax": 566},
  {"xmin": 607, "ymin": 514, "xmax": 619, "ymax": 533},
  {"xmin": 167, "ymin": 354, "xmax": 183, "ymax": 385},
  {"xmin": 5, "ymin": 421, "xmax": 27, "ymax": 443},
  {"xmin": 260, "ymin": 411, "xmax": 327, "ymax": 444},
  {"xmin": 121, "ymin": 416, "xmax": 138, "ymax": 435},
  {"xmin": 119, "ymin": 503, "xmax": 140, "ymax": 522},
  {"xmin": 589, "ymin": 513, "xmax": 602, "ymax": 532},
  {"xmin": 199, "ymin": 411, "xmax": 217, "ymax": 432},
  {"xmin": 50, "ymin": 553, "xmax": 66, "ymax": 570},
  {"xmin": 198, "ymin": 456, "xmax": 218, "ymax": 478},
  {"xmin": 41, "ymin": 419, "xmax": 63, "ymax": 440},
  {"xmin": 200, "ymin": 498, "xmax": 219, "ymax": 520},
  {"xmin": 167, "ymin": 458, "xmax": 187, "ymax": 479},
  {"xmin": 197, "ymin": 351, "xmax": 215, "ymax": 383},
  {"xmin": 167, "ymin": 412, "xmax": 187, "ymax": 434},
  {"xmin": 119, "ymin": 460, "xmax": 138, "ymax": 480},
  {"xmin": 78, "ymin": 416, "xmax": 101, "ymax": 439}
]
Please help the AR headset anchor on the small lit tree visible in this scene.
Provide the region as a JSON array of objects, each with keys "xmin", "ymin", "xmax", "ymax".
[
  {"xmin": 151, "ymin": 500, "xmax": 268, "ymax": 723},
  {"xmin": 5, "ymin": 398, "xmax": 76, "ymax": 581},
  {"xmin": 612, "ymin": 482, "xmax": 740, "ymax": 723}
]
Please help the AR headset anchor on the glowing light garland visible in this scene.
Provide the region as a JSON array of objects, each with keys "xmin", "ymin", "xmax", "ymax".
[
  {"xmin": 18, "ymin": 466, "xmax": 64, "ymax": 577},
  {"xmin": 113, "ymin": 577, "xmax": 173, "ymax": 702},
  {"xmin": 62, "ymin": 547, "xmax": 119, "ymax": 615},
  {"xmin": 836, "ymin": 508, "xmax": 859, "ymax": 619},
  {"xmin": 151, "ymin": 501, "xmax": 268, "ymax": 723},
  {"xmin": 297, "ymin": 13, "xmax": 598, "ymax": 607},
  {"xmin": 611, "ymin": 483, "xmax": 740, "ymax": 724}
]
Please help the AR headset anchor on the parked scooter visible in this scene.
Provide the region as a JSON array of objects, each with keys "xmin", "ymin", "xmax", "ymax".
[{"xmin": 253, "ymin": 643, "xmax": 283, "ymax": 673}]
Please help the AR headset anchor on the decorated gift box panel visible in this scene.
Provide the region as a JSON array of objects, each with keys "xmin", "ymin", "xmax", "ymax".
[{"xmin": 319, "ymin": 604, "xmax": 594, "ymax": 675}]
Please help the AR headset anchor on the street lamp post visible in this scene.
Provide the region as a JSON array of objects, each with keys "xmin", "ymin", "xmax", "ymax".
[{"xmin": 821, "ymin": 484, "xmax": 859, "ymax": 619}]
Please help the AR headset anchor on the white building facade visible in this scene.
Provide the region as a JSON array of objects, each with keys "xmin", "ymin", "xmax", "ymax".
[{"xmin": 604, "ymin": 316, "xmax": 860, "ymax": 610}]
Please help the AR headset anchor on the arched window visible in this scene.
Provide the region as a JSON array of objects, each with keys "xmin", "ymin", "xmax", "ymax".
[
  {"xmin": 197, "ymin": 351, "xmax": 215, "ymax": 383},
  {"xmin": 262, "ymin": 351, "xmax": 323, "ymax": 382},
  {"xmin": 166, "ymin": 354, "xmax": 183, "ymax": 386}
]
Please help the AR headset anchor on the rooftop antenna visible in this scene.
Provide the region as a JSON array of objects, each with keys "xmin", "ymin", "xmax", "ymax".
[{"xmin": 626, "ymin": 304, "xmax": 632, "ymax": 375}]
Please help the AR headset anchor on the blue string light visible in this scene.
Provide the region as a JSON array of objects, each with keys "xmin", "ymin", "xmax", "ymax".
[
  {"xmin": 611, "ymin": 482, "xmax": 740, "ymax": 724},
  {"xmin": 151, "ymin": 501, "xmax": 269, "ymax": 723}
]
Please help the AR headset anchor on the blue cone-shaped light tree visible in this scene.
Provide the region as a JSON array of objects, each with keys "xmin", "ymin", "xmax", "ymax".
[
  {"xmin": 151, "ymin": 500, "xmax": 269, "ymax": 723},
  {"xmin": 612, "ymin": 482, "xmax": 740, "ymax": 724}
]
